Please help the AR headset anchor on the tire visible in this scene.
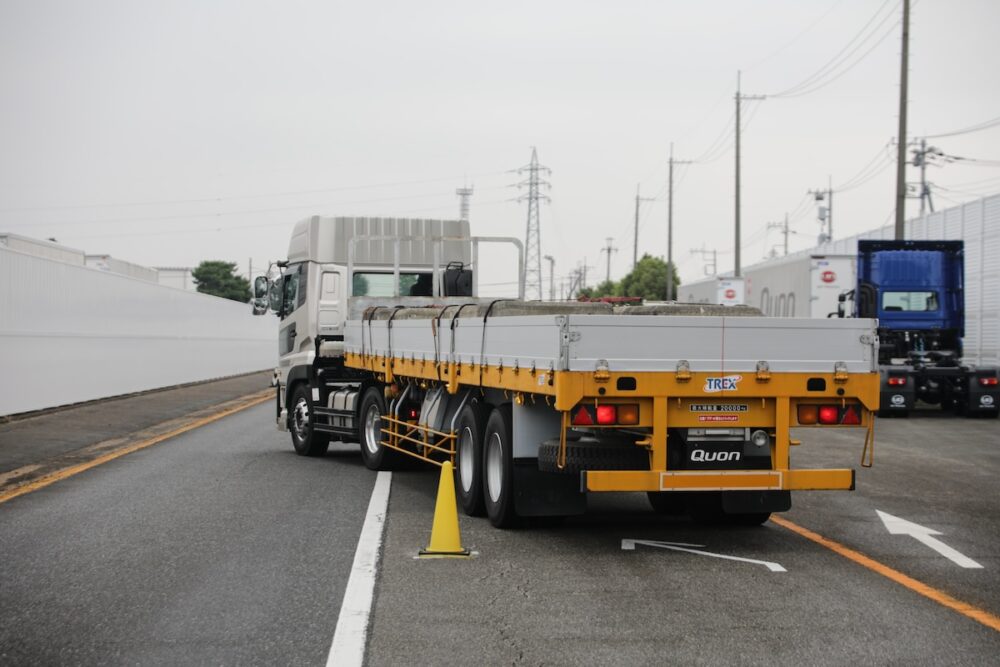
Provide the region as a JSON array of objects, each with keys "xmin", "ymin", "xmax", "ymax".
[
  {"xmin": 288, "ymin": 383, "xmax": 330, "ymax": 457},
  {"xmin": 483, "ymin": 404, "xmax": 518, "ymax": 528},
  {"xmin": 647, "ymin": 492, "xmax": 687, "ymax": 516},
  {"xmin": 537, "ymin": 439, "xmax": 649, "ymax": 473},
  {"xmin": 358, "ymin": 386, "xmax": 397, "ymax": 471},
  {"xmin": 454, "ymin": 401, "xmax": 489, "ymax": 517}
]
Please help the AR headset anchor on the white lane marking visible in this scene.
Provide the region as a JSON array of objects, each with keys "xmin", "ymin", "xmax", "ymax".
[
  {"xmin": 876, "ymin": 510, "xmax": 984, "ymax": 569},
  {"xmin": 622, "ymin": 539, "xmax": 787, "ymax": 573},
  {"xmin": 327, "ymin": 471, "xmax": 392, "ymax": 667}
]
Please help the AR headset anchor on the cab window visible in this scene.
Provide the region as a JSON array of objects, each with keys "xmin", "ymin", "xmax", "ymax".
[{"xmin": 881, "ymin": 291, "xmax": 938, "ymax": 312}]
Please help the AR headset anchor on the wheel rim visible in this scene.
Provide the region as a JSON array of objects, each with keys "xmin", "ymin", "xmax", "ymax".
[
  {"xmin": 486, "ymin": 432, "xmax": 503, "ymax": 503},
  {"xmin": 292, "ymin": 397, "xmax": 310, "ymax": 441},
  {"xmin": 364, "ymin": 403, "xmax": 382, "ymax": 455},
  {"xmin": 458, "ymin": 426, "xmax": 475, "ymax": 493}
]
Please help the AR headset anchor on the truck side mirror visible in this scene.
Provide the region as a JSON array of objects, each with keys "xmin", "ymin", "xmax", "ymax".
[
  {"xmin": 254, "ymin": 276, "xmax": 269, "ymax": 299},
  {"xmin": 251, "ymin": 276, "xmax": 272, "ymax": 316}
]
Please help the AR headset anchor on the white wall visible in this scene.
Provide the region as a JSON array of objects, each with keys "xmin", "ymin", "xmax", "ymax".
[{"xmin": 0, "ymin": 246, "xmax": 277, "ymax": 416}]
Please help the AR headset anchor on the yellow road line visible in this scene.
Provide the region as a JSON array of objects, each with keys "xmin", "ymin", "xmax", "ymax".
[
  {"xmin": 0, "ymin": 391, "xmax": 272, "ymax": 505},
  {"xmin": 771, "ymin": 515, "xmax": 1000, "ymax": 633}
]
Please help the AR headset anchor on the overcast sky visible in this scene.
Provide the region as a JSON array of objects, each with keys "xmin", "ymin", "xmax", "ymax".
[{"xmin": 2, "ymin": 0, "xmax": 998, "ymax": 293}]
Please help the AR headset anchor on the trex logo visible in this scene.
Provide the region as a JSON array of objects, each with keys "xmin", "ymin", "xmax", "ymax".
[{"xmin": 703, "ymin": 375, "xmax": 742, "ymax": 393}]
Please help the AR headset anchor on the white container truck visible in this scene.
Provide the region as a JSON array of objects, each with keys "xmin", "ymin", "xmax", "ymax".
[
  {"xmin": 678, "ymin": 276, "xmax": 745, "ymax": 306},
  {"xmin": 743, "ymin": 254, "xmax": 855, "ymax": 318}
]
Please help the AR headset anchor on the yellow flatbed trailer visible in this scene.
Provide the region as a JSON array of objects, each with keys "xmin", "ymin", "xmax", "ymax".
[{"xmin": 341, "ymin": 300, "xmax": 879, "ymax": 527}]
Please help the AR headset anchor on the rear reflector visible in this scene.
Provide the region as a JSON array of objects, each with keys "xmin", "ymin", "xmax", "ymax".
[
  {"xmin": 980, "ymin": 377, "xmax": 999, "ymax": 387},
  {"xmin": 818, "ymin": 406, "xmax": 840, "ymax": 425},
  {"xmin": 840, "ymin": 405, "xmax": 861, "ymax": 425},
  {"xmin": 797, "ymin": 405, "xmax": 818, "ymax": 425},
  {"xmin": 572, "ymin": 406, "xmax": 594, "ymax": 426},
  {"xmin": 887, "ymin": 376, "xmax": 907, "ymax": 386},
  {"xmin": 407, "ymin": 408, "xmax": 419, "ymax": 420}
]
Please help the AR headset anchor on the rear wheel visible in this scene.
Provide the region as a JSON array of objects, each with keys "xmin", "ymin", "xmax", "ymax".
[
  {"xmin": 454, "ymin": 402, "xmax": 489, "ymax": 516},
  {"xmin": 289, "ymin": 384, "xmax": 329, "ymax": 457},
  {"xmin": 358, "ymin": 386, "xmax": 397, "ymax": 470},
  {"xmin": 483, "ymin": 404, "xmax": 517, "ymax": 528}
]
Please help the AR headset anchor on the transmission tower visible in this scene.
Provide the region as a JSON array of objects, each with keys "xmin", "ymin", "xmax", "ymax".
[
  {"xmin": 514, "ymin": 148, "xmax": 551, "ymax": 300},
  {"xmin": 456, "ymin": 185, "xmax": 474, "ymax": 223}
]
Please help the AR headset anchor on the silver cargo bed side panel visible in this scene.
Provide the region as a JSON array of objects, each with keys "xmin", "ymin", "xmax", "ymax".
[
  {"xmin": 565, "ymin": 316, "xmax": 877, "ymax": 373},
  {"xmin": 346, "ymin": 314, "xmax": 878, "ymax": 375}
]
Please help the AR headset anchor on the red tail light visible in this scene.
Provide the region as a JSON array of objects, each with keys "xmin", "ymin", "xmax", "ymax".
[
  {"xmin": 980, "ymin": 377, "xmax": 999, "ymax": 387},
  {"xmin": 572, "ymin": 406, "xmax": 594, "ymax": 426},
  {"xmin": 818, "ymin": 406, "xmax": 840, "ymax": 425},
  {"xmin": 596, "ymin": 405, "xmax": 617, "ymax": 425},
  {"xmin": 887, "ymin": 376, "xmax": 907, "ymax": 386},
  {"xmin": 407, "ymin": 408, "xmax": 419, "ymax": 420}
]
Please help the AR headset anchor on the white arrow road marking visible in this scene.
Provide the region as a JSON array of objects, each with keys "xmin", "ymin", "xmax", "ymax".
[
  {"xmin": 876, "ymin": 510, "xmax": 983, "ymax": 569},
  {"xmin": 622, "ymin": 539, "xmax": 786, "ymax": 572}
]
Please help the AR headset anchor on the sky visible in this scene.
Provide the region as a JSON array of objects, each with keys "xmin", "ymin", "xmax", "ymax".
[{"xmin": 2, "ymin": 0, "xmax": 999, "ymax": 296}]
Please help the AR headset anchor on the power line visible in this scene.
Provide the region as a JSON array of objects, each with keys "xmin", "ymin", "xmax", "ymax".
[
  {"xmin": 0, "ymin": 171, "xmax": 508, "ymax": 214},
  {"xmin": 924, "ymin": 113, "xmax": 1000, "ymax": 139},
  {"xmin": 769, "ymin": 0, "xmax": 899, "ymax": 98}
]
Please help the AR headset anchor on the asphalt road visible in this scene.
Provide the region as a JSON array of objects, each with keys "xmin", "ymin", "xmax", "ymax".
[
  {"xmin": 0, "ymin": 403, "xmax": 376, "ymax": 665},
  {"xmin": 1, "ymin": 393, "xmax": 998, "ymax": 665}
]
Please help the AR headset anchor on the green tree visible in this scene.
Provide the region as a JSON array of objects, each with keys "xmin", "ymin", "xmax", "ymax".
[
  {"xmin": 618, "ymin": 254, "xmax": 680, "ymax": 301},
  {"xmin": 192, "ymin": 261, "xmax": 251, "ymax": 302}
]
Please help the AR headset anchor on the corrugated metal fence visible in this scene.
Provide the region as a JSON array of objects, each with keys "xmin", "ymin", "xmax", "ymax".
[{"xmin": 0, "ymin": 246, "xmax": 277, "ymax": 416}]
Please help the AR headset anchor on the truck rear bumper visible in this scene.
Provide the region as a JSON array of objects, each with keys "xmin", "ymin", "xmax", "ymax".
[{"xmin": 583, "ymin": 468, "xmax": 855, "ymax": 492}]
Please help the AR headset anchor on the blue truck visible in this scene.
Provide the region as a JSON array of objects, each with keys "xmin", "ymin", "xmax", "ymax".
[{"xmin": 838, "ymin": 240, "xmax": 999, "ymax": 418}]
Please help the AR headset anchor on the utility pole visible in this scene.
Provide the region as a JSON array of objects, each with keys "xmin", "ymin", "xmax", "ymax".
[
  {"xmin": 894, "ymin": 0, "xmax": 911, "ymax": 239},
  {"xmin": 735, "ymin": 71, "xmax": 766, "ymax": 277},
  {"xmin": 600, "ymin": 237, "xmax": 617, "ymax": 284},
  {"xmin": 633, "ymin": 184, "xmax": 655, "ymax": 269},
  {"xmin": 767, "ymin": 214, "xmax": 790, "ymax": 256},
  {"xmin": 543, "ymin": 254, "xmax": 555, "ymax": 301},
  {"xmin": 666, "ymin": 142, "xmax": 692, "ymax": 301},
  {"xmin": 456, "ymin": 185, "xmax": 474, "ymax": 223},
  {"xmin": 691, "ymin": 247, "xmax": 717, "ymax": 276},
  {"xmin": 514, "ymin": 148, "xmax": 551, "ymax": 300},
  {"xmin": 808, "ymin": 184, "xmax": 833, "ymax": 244}
]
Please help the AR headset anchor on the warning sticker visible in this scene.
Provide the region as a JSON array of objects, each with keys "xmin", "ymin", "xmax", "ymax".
[
  {"xmin": 698, "ymin": 415, "xmax": 740, "ymax": 422},
  {"xmin": 689, "ymin": 403, "xmax": 748, "ymax": 413}
]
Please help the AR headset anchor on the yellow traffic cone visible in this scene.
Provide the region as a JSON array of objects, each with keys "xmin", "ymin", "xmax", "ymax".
[{"xmin": 418, "ymin": 461, "xmax": 472, "ymax": 558}]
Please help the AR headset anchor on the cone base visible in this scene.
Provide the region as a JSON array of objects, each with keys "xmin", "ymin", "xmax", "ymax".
[{"xmin": 416, "ymin": 548, "xmax": 474, "ymax": 559}]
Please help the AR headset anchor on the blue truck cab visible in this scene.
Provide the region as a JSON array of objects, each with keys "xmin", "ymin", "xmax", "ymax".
[{"xmin": 851, "ymin": 240, "xmax": 997, "ymax": 417}]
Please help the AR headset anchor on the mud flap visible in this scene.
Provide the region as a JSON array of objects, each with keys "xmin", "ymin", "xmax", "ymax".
[
  {"xmin": 512, "ymin": 459, "xmax": 586, "ymax": 517},
  {"xmin": 722, "ymin": 490, "xmax": 791, "ymax": 515}
]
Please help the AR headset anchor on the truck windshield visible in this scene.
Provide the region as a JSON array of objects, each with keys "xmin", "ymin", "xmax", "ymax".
[
  {"xmin": 353, "ymin": 272, "xmax": 431, "ymax": 297},
  {"xmin": 881, "ymin": 291, "xmax": 938, "ymax": 312}
]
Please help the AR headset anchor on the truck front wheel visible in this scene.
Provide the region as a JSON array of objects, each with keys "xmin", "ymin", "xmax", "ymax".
[
  {"xmin": 483, "ymin": 404, "xmax": 517, "ymax": 528},
  {"xmin": 289, "ymin": 384, "xmax": 330, "ymax": 457}
]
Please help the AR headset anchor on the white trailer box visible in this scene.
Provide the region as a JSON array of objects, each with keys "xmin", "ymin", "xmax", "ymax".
[
  {"xmin": 743, "ymin": 254, "xmax": 854, "ymax": 318},
  {"xmin": 678, "ymin": 276, "xmax": 745, "ymax": 306}
]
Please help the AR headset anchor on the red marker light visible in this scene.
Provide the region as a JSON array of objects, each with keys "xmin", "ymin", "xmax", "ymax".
[
  {"xmin": 887, "ymin": 376, "xmax": 907, "ymax": 386},
  {"xmin": 979, "ymin": 377, "xmax": 999, "ymax": 387},
  {"xmin": 818, "ymin": 405, "xmax": 839, "ymax": 425},
  {"xmin": 596, "ymin": 405, "xmax": 617, "ymax": 425}
]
